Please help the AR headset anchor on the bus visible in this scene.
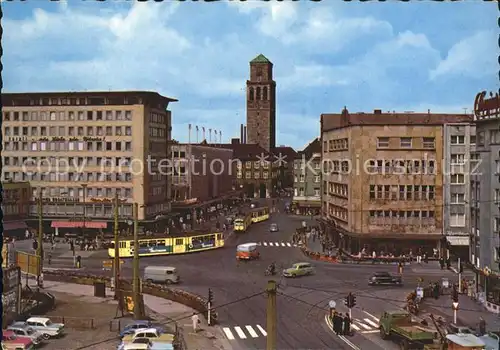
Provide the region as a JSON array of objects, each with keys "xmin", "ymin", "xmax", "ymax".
[
  {"xmin": 108, "ymin": 231, "xmax": 224, "ymax": 258},
  {"xmin": 233, "ymin": 206, "xmax": 270, "ymax": 233}
]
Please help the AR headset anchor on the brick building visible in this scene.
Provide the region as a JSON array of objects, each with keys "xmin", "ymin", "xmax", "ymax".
[
  {"xmin": 2, "ymin": 181, "xmax": 31, "ymax": 238},
  {"xmin": 320, "ymin": 108, "xmax": 473, "ymax": 256},
  {"xmin": 246, "ymin": 54, "xmax": 276, "ymax": 152}
]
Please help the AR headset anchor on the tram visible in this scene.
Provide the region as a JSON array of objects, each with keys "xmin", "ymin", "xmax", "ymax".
[{"xmin": 233, "ymin": 206, "xmax": 270, "ymax": 233}]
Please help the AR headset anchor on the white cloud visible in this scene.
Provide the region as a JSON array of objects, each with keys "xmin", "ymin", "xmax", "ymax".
[{"xmin": 430, "ymin": 30, "xmax": 497, "ymax": 80}]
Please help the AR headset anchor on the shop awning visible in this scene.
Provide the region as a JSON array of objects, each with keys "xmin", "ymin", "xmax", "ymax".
[
  {"xmin": 4, "ymin": 221, "xmax": 28, "ymax": 231},
  {"xmin": 447, "ymin": 236, "xmax": 470, "ymax": 246},
  {"xmin": 292, "ymin": 200, "xmax": 321, "ymax": 207},
  {"xmin": 51, "ymin": 221, "xmax": 108, "ymax": 229}
]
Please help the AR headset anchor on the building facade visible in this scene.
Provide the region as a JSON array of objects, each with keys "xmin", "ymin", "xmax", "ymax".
[
  {"xmin": 170, "ymin": 142, "xmax": 235, "ymax": 202},
  {"xmin": 320, "ymin": 108, "xmax": 473, "ymax": 256},
  {"xmin": 292, "ymin": 138, "xmax": 321, "ymax": 215},
  {"xmin": 443, "ymin": 122, "xmax": 475, "ymax": 260},
  {"xmin": 2, "ymin": 181, "xmax": 31, "ymax": 238},
  {"xmin": 246, "ymin": 54, "xmax": 276, "ymax": 151},
  {"xmin": 1, "ymin": 91, "xmax": 176, "ymax": 232}
]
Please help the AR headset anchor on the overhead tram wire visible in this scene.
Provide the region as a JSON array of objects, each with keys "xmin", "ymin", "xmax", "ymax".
[{"xmin": 73, "ymin": 289, "xmax": 267, "ymax": 350}]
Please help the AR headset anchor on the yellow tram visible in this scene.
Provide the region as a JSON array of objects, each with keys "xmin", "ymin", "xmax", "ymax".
[
  {"xmin": 233, "ymin": 206, "xmax": 270, "ymax": 233},
  {"xmin": 108, "ymin": 231, "xmax": 224, "ymax": 258}
]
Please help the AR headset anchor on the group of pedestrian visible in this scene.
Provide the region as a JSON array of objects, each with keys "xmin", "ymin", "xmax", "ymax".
[{"xmin": 331, "ymin": 312, "xmax": 351, "ymax": 336}]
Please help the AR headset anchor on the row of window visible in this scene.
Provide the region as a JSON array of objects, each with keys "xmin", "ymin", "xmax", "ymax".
[
  {"xmin": 366, "ymin": 159, "xmax": 436, "ymax": 175},
  {"xmin": 4, "ymin": 140, "xmax": 133, "ymax": 153},
  {"xmin": 450, "ymin": 135, "xmax": 476, "ymax": 145},
  {"xmin": 3, "ymin": 171, "xmax": 134, "ymax": 183},
  {"xmin": 294, "ymin": 161, "xmax": 321, "ymax": 170},
  {"xmin": 29, "ymin": 203, "xmax": 134, "ymax": 218},
  {"xmin": 4, "ymin": 125, "xmax": 132, "ymax": 137},
  {"xmin": 149, "ymin": 127, "xmax": 167, "ymax": 138},
  {"xmin": 294, "ymin": 188, "xmax": 321, "ymax": 197},
  {"xmin": 369, "ymin": 210, "xmax": 435, "ymax": 219},
  {"xmin": 237, "ymin": 161, "xmax": 271, "ymax": 169},
  {"xmin": 3, "ymin": 110, "xmax": 133, "ymax": 122},
  {"xmin": 323, "ymin": 138, "xmax": 349, "ymax": 152},
  {"xmin": 2, "ymin": 204, "xmax": 29, "ymax": 216},
  {"xmin": 328, "ymin": 182, "xmax": 348, "ymax": 198},
  {"xmin": 237, "ymin": 172, "xmax": 271, "ymax": 179},
  {"xmin": 248, "ymin": 86, "xmax": 270, "ymax": 101},
  {"xmin": 376, "ymin": 137, "xmax": 436, "ymax": 149},
  {"xmin": 369, "ymin": 185, "xmax": 435, "ymax": 201},
  {"xmin": 294, "ymin": 175, "xmax": 321, "ymax": 183},
  {"xmin": 3, "ymin": 188, "xmax": 30, "ymax": 200},
  {"xmin": 32, "ymin": 186, "xmax": 133, "ymax": 199},
  {"xmin": 327, "ymin": 203, "xmax": 348, "ymax": 223}
]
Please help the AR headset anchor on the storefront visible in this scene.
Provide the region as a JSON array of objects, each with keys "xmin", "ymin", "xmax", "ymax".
[
  {"xmin": 291, "ymin": 199, "xmax": 321, "ymax": 216},
  {"xmin": 475, "ymin": 267, "xmax": 500, "ymax": 314},
  {"xmin": 3, "ymin": 220, "xmax": 29, "ymax": 239}
]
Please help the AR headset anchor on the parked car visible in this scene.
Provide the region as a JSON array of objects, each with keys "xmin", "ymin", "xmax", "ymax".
[
  {"xmin": 120, "ymin": 320, "xmax": 165, "ymax": 338},
  {"xmin": 25, "ymin": 316, "xmax": 65, "ymax": 339},
  {"xmin": 6, "ymin": 323, "xmax": 44, "ymax": 345},
  {"xmin": 2, "ymin": 330, "xmax": 35, "ymax": 350},
  {"xmin": 143, "ymin": 266, "xmax": 179, "ymax": 284},
  {"xmin": 269, "ymin": 223, "xmax": 279, "ymax": 232},
  {"xmin": 368, "ymin": 272, "xmax": 403, "ymax": 286},
  {"xmin": 121, "ymin": 328, "xmax": 174, "ymax": 345},
  {"xmin": 283, "ymin": 262, "xmax": 315, "ymax": 278}
]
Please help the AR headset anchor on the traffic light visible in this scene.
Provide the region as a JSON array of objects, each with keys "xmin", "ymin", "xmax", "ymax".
[
  {"xmin": 344, "ymin": 294, "xmax": 349, "ymax": 307},
  {"xmin": 208, "ymin": 288, "xmax": 213, "ymax": 304},
  {"xmin": 345, "ymin": 293, "xmax": 356, "ymax": 308},
  {"xmin": 452, "ymin": 287, "xmax": 459, "ymax": 302}
]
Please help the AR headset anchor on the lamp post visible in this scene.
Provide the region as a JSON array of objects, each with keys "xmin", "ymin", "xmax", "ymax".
[{"xmin": 81, "ymin": 184, "xmax": 88, "ymax": 234}]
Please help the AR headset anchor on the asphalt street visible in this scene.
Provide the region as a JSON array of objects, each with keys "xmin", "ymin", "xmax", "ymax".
[{"xmin": 15, "ymin": 206, "xmax": 465, "ymax": 350}]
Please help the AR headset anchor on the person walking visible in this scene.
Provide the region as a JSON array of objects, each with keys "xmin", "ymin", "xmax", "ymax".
[
  {"xmin": 333, "ymin": 312, "xmax": 342, "ymax": 335},
  {"xmin": 191, "ymin": 312, "xmax": 200, "ymax": 332},
  {"xmin": 342, "ymin": 313, "xmax": 351, "ymax": 336},
  {"xmin": 478, "ymin": 317, "xmax": 486, "ymax": 336}
]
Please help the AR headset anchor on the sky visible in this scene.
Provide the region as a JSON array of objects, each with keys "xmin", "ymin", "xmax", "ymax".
[{"xmin": 3, "ymin": 0, "xmax": 498, "ymax": 150}]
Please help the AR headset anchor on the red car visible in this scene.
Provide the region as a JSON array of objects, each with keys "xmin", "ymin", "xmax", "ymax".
[{"xmin": 2, "ymin": 330, "xmax": 35, "ymax": 350}]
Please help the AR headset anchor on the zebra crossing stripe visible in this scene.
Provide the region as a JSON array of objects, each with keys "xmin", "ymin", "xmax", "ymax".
[
  {"xmin": 274, "ymin": 242, "xmax": 280, "ymax": 246},
  {"xmin": 357, "ymin": 322, "xmax": 371, "ymax": 330},
  {"xmin": 234, "ymin": 326, "xmax": 247, "ymax": 339},
  {"xmin": 364, "ymin": 318, "xmax": 378, "ymax": 328},
  {"xmin": 286, "ymin": 243, "xmax": 291, "ymax": 247},
  {"xmin": 280, "ymin": 242, "xmax": 286, "ymax": 247},
  {"xmin": 351, "ymin": 324, "xmax": 361, "ymax": 331},
  {"xmin": 268, "ymin": 242, "xmax": 274, "ymax": 246},
  {"xmin": 263, "ymin": 242, "xmax": 268, "ymax": 246},
  {"xmin": 245, "ymin": 325, "xmax": 258, "ymax": 338},
  {"xmin": 222, "ymin": 328, "xmax": 235, "ymax": 340},
  {"xmin": 257, "ymin": 325, "xmax": 267, "ymax": 336}
]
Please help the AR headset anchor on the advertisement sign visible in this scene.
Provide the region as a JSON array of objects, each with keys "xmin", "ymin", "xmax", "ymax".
[
  {"xmin": 15, "ymin": 252, "xmax": 41, "ymax": 276},
  {"xmin": 3, "ymin": 266, "xmax": 20, "ymax": 292}
]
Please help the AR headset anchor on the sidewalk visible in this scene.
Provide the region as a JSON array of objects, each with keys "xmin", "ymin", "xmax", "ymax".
[
  {"xmin": 421, "ymin": 293, "xmax": 500, "ymax": 331},
  {"xmin": 34, "ymin": 280, "xmax": 232, "ymax": 350}
]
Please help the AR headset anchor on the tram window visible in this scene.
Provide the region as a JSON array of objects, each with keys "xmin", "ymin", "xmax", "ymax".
[
  {"xmin": 129, "ymin": 242, "xmax": 134, "ymax": 248},
  {"xmin": 156, "ymin": 240, "xmax": 166, "ymax": 246},
  {"xmin": 175, "ymin": 238, "xmax": 183, "ymax": 245},
  {"xmin": 109, "ymin": 243, "xmax": 115, "ymax": 249},
  {"xmin": 139, "ymin": 241, "xmax": 149, "ymax": 248},
  {"xmin": 216, "ymin": 234, "xmax": 221, "ymax": 240}
]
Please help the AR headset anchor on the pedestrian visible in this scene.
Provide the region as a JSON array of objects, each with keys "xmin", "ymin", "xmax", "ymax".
[
  {"xmin": 343, "ymin": 313, "xmax": 351, "ymax": 336},
  {"xmin": 478, "ymin": 317, "xmax": 486, "ymax": 336},
  {"xmin": 48, "ymin": 252, "xmax": 52, "ymax": 265},
  {"xmin": 333, "ymin": 312, "xmax": 342, "ymax": 335},
  {"xmin": 191, "ymin": 312, "xmax": 200, "ymax": 332}
]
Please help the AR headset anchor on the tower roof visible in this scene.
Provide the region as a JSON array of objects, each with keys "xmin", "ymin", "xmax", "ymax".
[{"xmin": 251, "ymin": 54, "xmax": 271, "ymax": 64}]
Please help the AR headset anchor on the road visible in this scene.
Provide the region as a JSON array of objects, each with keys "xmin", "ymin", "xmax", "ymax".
[{"xmin": 15, "ymin": 206, "xmax": 465, "ymax": 350}]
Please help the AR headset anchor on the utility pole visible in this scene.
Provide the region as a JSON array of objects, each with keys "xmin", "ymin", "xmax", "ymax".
[
  {"xmin": 132, "ymin": 203, "xmax": 142, "ymax": 319},
  {"xmin": 458, "ymin": 257, "xmax": 462, "ymax": 292},
  {"xmin": 37, "ymin": 189, "xmax": 44, "ymax": 287},
  {"xmin": 266, "ymin": 280, "xmax": 277, "ymax": 350},
  {"xmin": 113, "ymin": 193, "xmax": 120, "ymax": 300}
]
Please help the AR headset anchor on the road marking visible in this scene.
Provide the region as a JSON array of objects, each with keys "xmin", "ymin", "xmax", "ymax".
[
  {"xmin": 324, "ymin": 315, "xmax": 360, "ymax": 350},
  {"xmin": 363, "ymin": 310, "xmax": 379, "ymax": 321},
  {"xmin": 356, "ymin": 322, "xmax": 371, "ymax": 330},
  {"xmin": 257, "ymin": 324, "xmax": 267, "ymax": 336},
  {"xmin": 234, "ymin": 326, "xmax": 247, "ymax": 339},
  {"xmin": 281, "ymin": 242, "xmax": 286, "ymax": 247},
  {"xmin": 268, "ymin": 242, "xmax": 274, "ymax": 246},
  {"xmin": 263, "ymin": 242, "xmax": 268, "ymax": 246},
  {"xmin": 351, "ymin": 324, "xmax": 360, "ymax": 331},
  {"xmin": 274, "ymin": 242, "xmax": 280, "ymax": 246},
  {"xmin": 363, "ymin": 318, "xmax": 378, "ymax": 328},
  {"xmin": 362, "ymin": 330, "xmax": 379, "ymax": 334},
  {"xmin": 245, "ymin": 325, "xmax": 258, "ymax": 338},
  {"xmin": 286, "ymin": 243, "xmax": 291, "ymax": 247},
  {"xmin": 222, "ymin": 327, "xmax": 235, "ymax": 340}
]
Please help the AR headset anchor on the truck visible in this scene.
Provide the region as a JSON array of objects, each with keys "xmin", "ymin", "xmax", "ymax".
[{"xmin": 379, "ymin": 311, "xmax": 437, "ymax": 349}]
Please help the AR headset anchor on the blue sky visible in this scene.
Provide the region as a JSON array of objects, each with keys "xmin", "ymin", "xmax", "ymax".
[{"xmin": 3, "ymin": 1, "xmax": 497, "ymax": 150}]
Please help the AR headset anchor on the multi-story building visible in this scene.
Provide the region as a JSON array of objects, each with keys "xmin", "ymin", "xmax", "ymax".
[
  {"xmin": 292, "ymin": 138, "xmax": 321, "ymax": 215},
  {"xmin": 273, "ymin": 146, "xmax": 297, "ymax": 190},
  {"xmin": 246, "ymin": 54, "xmax": 276, "ymax": 152},
  {"xmin": 1, "ymin": 91, "xmax": 176, "ymax": 233},
  {"xmin": 443, "ymin": 122, "xmax": 475, "ymax": 260},
  {"xmin": 2, "ymin": 181, "xmax": 31, "ymax": 238},
  {"xmin": 320, "ymin": 108, "xmax": 473, "ymax": 256}
]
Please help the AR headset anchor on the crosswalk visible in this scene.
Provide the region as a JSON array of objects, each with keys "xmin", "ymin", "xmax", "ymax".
[
  {"xmin": 257, "ymin": 242, "xmax": 298, "ymax": 248},
  {"xmin": 351, "ymin": 316, "xmax": 380, "ymax": 333},
  {"xmin": 222, "ymin": 324, "xmax": 267, "ymax": 340}
]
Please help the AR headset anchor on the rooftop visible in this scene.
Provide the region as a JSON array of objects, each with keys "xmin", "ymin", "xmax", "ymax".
[
  {"xmin": 321, "ymin": 108, "xmax": 474, "ymax": 132},
  {"xmin": 251, "ymin": 54, "xmax": 272, "ymax": 64},
  {"xmin": 297, "ymin": 138, "xmax": 321, "ymax": 159}
]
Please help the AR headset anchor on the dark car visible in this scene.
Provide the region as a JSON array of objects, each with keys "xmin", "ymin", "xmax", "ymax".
[{"xmin": 368, "ymin": 272, "xmax": 403, "ymax": 286}]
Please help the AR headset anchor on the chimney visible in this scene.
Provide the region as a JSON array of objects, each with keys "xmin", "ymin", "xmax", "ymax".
[
  {"xmin": 243, "ymin": 126, "xmax": 247, "ymax": 144},
  {"xmin": 240, "ymin": 124, "xmax": 244, "ymax": 143},
  {"xmin": 374, "ymin": 109, "xmax": 382, "ymax": 115}
]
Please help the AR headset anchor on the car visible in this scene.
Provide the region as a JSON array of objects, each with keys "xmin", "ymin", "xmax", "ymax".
[
  {"xmin": 25, "ymin": 316, "xmax": 65, "ymax": 339},
  {"xmin": 368, "ymin": 272, "xmax": 403, "ymax": 286},
  {"xmin": 283, "ymin": 262, "xmax": 315, "ymax": 278},
  {"xmin": 269, "ymin": 223, "xmax": 279, "ymax": 232},
  {"xmin": 121, "ymin": 328, "xmax": 174, "ymax": 346},
  {"xmin": 120, "ymin": 320, "xmax": 166, "ymax": 338},
  {"xmin": 6, "ymin": 323, "xmax": 44, "ymax": 345},
  {"xmin": 446, "ymin": 323, "xmax": 475, "ymax": 335},
  {"xmin": 2, "ymin": 330, "xmax": 35, "ymax": 350}
]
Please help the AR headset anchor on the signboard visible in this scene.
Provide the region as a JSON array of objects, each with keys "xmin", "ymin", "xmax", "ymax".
[
  {"xmin": 3, "ymin": 266, "xmax": 20, "ymax": 292},
  {"xmin": 102, "ymin": 259, "xmax": 124, "ymax": 269},
  {"xmin": 328, "ymin": 300, "xmax": 336, "ymax": 309},
  {"xmin": 15, "ymin": 252, "xmax": 41, "ymax": 276},
  {"xmin": 2, "ymin": 290, "xmax": 18, "ymax": 314}
]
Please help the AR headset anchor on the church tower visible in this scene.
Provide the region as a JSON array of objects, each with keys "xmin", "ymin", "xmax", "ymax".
[{"xmin": 246, "ymin": 54, "xmax": 276, "ymax": 151}]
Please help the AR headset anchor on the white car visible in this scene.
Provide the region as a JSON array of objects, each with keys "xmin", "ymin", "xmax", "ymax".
[
  {"xmin": 269, "ymin": 224, "xmax": 279, "ymax": 232},
  {"xmin": 25, "ymin": 317, "xmax": 65, "ymax": 339}
]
